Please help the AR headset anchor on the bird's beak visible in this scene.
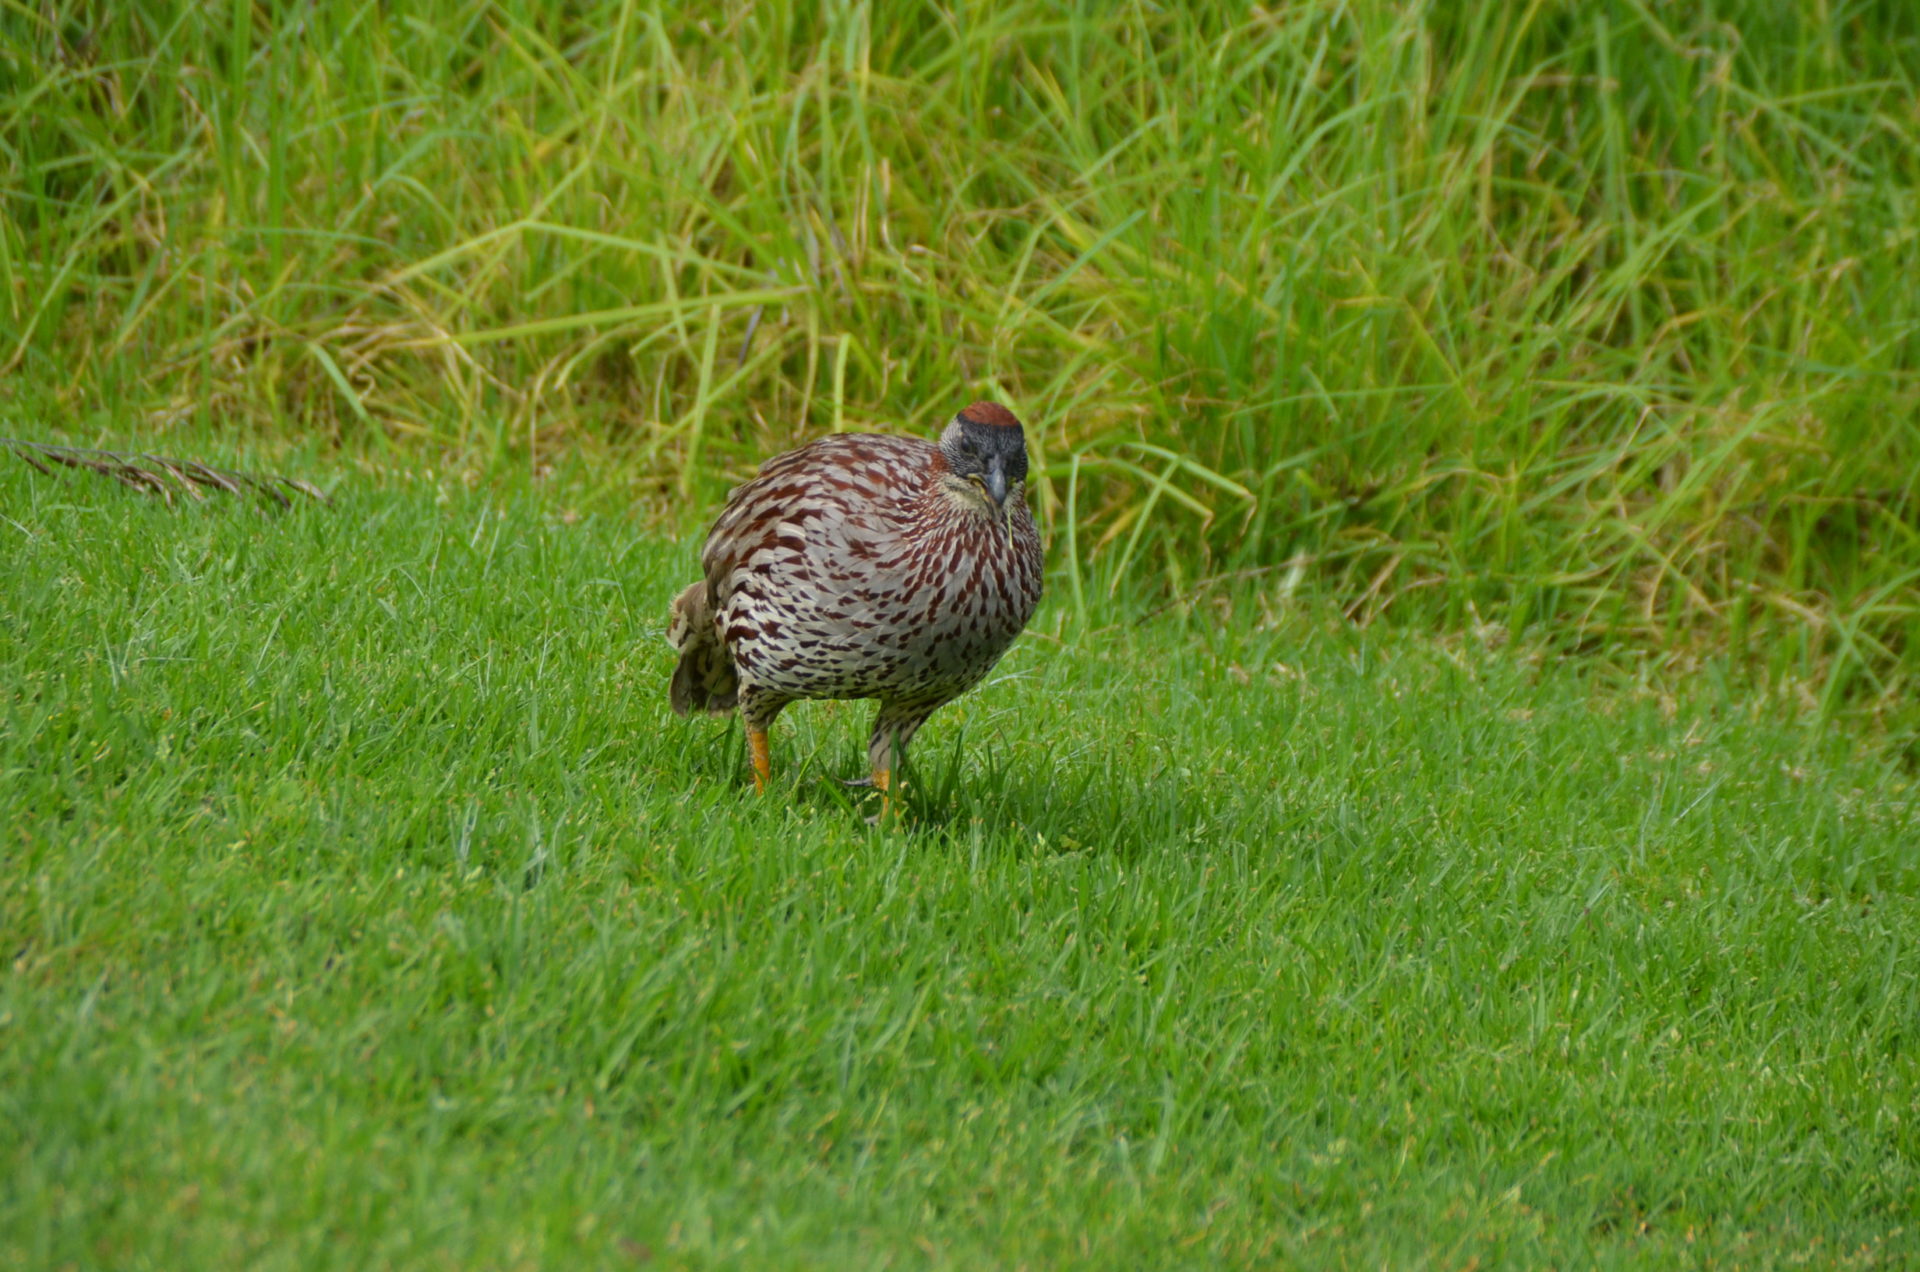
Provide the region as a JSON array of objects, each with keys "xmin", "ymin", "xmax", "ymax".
[{"xmin": 985, "ymin": 462, "xmax": 1009, "ymax": 510}]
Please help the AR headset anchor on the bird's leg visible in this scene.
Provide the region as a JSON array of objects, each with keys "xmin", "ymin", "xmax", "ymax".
[
  {"xmin": 865, "ymin": 707, "xmax": 898, "ymax": 816},
  {"xmin": 737, "ymin": 688, "xmax": 788, "ymax": 796},
  {"xmin": 748, "ymin": 723, "xmax": 771, "ymax": 794},
  {"xmin": 865, "ymin": 702, "xmax": 928, "ymax": 823}
]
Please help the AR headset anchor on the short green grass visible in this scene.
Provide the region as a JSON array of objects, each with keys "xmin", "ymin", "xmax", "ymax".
[{"xmin": 5, "ymin": 461, "xmax": 1916, "ymax": 1268}]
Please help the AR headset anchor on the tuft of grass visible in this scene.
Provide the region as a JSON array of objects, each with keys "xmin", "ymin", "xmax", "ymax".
[
  {"xmin": 5, "ymin": 2, "xmax": 1920, "ymax": 708},
  {"xmin": 3, "ymin": 457, "xmax": 1917, "ymax": 1267}
]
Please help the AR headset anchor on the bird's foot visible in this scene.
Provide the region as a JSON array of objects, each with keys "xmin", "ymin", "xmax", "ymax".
[{"xmin": 848, "ymin": 768, "xmax": 896, "ymax": 824}]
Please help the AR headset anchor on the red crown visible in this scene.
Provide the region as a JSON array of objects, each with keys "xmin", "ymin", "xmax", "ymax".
[{"xmin": 958, "ymin": 401, "xmax": 1023, "ymax": 428}]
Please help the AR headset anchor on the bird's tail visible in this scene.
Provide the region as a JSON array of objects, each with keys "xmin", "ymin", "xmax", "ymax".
[{"xmin": 668, "ymin": 582, "xmax": 738, "ymax": 716}]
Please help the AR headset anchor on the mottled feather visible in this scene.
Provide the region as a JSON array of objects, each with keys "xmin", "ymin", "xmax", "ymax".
[{"xmin": 668, "ymin": 409, "xmax": 1045, "ymax": 786}]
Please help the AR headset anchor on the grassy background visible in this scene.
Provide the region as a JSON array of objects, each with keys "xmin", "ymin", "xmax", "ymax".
[
  {"xmin": 7, "ymin": 3, "xmax": 1920, "ymax": 1265},
  {"xmin": 3, "ymin": 459, "xmax": 1916, "ymax": 1267},
  {"xmin": 7, "ymin": 0, "xmax": 1920, "ymax": 720}
]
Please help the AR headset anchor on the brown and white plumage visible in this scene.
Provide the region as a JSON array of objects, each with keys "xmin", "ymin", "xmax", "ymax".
[{"xmin": 669, "ymin": 402, "xmax": 1044, "ymax": 803}]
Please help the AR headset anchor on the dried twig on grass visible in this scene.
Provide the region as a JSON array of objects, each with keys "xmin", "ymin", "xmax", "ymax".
[{"xmin": 1, "ymin": 437, "xmax": 329, "ymax": 509}]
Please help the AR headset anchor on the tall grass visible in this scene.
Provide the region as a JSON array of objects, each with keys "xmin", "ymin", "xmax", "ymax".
[{"xmin": 6, "ymin": 1, "xmax": 1920, "ymax": 712}]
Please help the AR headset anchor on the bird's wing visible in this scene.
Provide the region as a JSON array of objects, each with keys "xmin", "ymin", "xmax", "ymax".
[{"xmin": 699, "ymin": 434, "xmax": 930, "ymax": 601}]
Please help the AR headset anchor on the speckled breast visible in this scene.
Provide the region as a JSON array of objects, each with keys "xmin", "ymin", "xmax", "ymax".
[{"xmin": 723, "ymin": 493, "xmax": 1042, "ymax": 705}]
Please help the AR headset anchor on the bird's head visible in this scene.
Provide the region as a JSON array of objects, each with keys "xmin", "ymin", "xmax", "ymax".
[{"xmin": 937, "ymin": 401, "xmax": 1030, "ymax": 523}]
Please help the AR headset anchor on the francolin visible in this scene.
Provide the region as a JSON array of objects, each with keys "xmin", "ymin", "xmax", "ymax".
[{"xmin": 669, "ymin": 402, "xmax": 1044, "ymax": 809}]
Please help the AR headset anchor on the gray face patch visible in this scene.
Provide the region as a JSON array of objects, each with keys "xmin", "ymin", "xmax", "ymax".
[{"xmin": 941, "ymin": 416, "xmax": 1029, "ymax": 489}]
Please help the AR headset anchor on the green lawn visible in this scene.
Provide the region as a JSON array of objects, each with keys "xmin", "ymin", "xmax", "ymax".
[
  {"xmin": 9, "ymin": 1, "xmax": 1920, "ymax": 1263},
  {"xmin": 3, "ymin": 461, "xmax": 1915, "ymax": 1268}
]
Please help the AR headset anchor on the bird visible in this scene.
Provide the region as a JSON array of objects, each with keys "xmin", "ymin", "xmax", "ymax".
[{"xmin": 668, "ymin": 400, "xmax": 1044, "ymax": 809}]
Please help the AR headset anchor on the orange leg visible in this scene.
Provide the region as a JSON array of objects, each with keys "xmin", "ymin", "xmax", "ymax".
[
  {"xmin": 748, "ymin": 724, "xmax": 772, "ymax": 794},
  {"xmin": 872, "ymin": 766, "xmax": 892, "ymax": 821}
]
